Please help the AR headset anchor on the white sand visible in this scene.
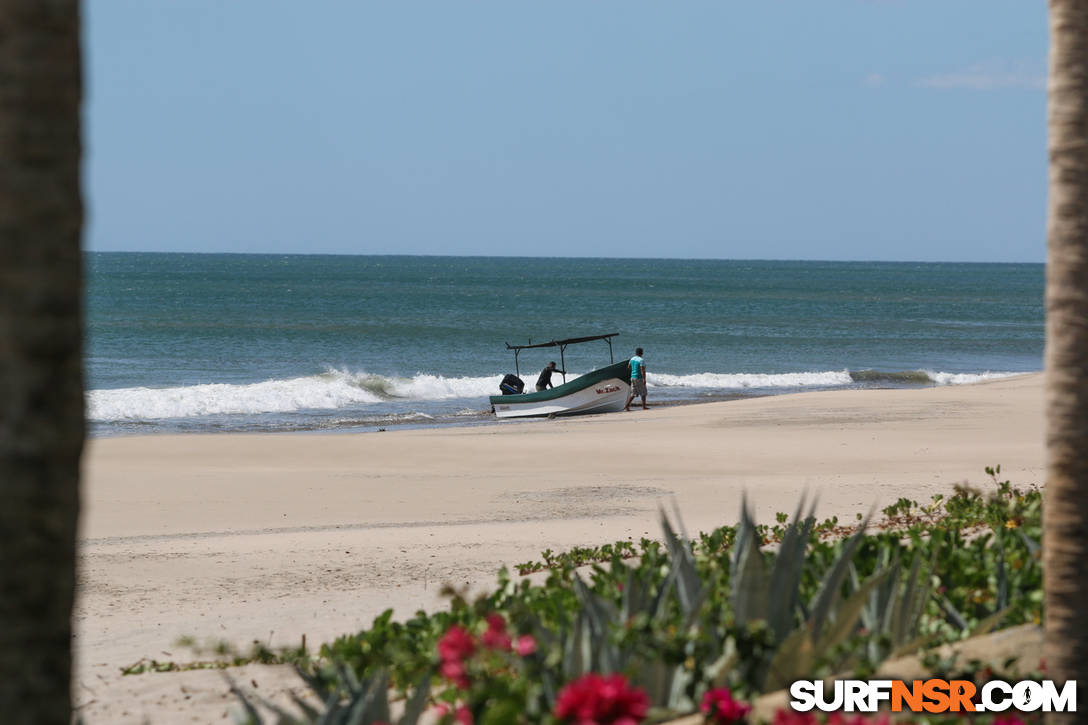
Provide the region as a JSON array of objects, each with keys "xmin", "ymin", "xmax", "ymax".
[{"xmin": 74, "ymin": 374, "xmax": 1044, "ymax": 723}]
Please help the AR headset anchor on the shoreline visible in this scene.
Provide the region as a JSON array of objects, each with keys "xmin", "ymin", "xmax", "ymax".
[
  {"xmin": 75, "ymin": 373, "xmax": 1044, "ymax": 723},
  {"xmin": 86, "ymin": 370, "xmax": 1037, "ymax": 439}
]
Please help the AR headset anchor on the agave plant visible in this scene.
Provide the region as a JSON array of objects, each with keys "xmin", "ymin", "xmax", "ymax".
[
  {"xmin": 231, "ymin": 665, "xmax": 430, "ymax": 725},
  {"xmin": 716, "ymin": 495, "xmax": 898, "ymax": 692},
  {"xmin": 527, "ymin": 497, "xmax": 938, "ymax": 713},
  {"xmin": 853, "ymin": 548, "xmax": 936, "ymax": 663},
  {"xmin": 508, "ymin": 511, "xmax": 712, "ymax": 718},
  {"xmin": 526, "ymin": 500, "xmax": 897, "ymax": 714},
  {"xmin": 517, "ymin": 570, "xmax": 689, "ymax": 714}
]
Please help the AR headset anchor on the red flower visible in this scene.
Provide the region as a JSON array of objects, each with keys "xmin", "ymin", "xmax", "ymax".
[
  {"xmin": 771, "ymin": 709, "xmax": 819, "ymax": 725},
  {"xmin": 993, "ymin": 717, "xmax": 1026, "ymax": 725},
  {"xmin": 455, "ymin": 705, "xmax": 475, "ymax": 725},
  {"xmin": 554, "ymin": 673, "xmax": 650, "ymax": 725},
  {"xmin": 700, "ymin": 687, "xmax": 751, "ymax": 724},
  {"xmin": 515, "ymin": 634, "xmax": 538, "ymax": 656},
  {"xmin": 481, "ymin": 613, "xmax": 512, "ymax": 651},
  {"xmin": 438, "ymin": 625, "xmax": 476, "ymax": 663}
]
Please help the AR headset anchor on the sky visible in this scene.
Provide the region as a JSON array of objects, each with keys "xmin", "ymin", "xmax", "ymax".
[{"xmin": 85, "ymin": 1, "xmax": 1048, "ymax": 262}]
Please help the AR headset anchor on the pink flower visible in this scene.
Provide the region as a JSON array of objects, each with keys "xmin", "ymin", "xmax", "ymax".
[
  {"xmin": 771, "ymin": 709, "xmax": 819, "ymax": 725},
  {"xmin": 554, "ymin": 673, "xmax": 650, "ymax": 725},
  {"xmin": 515, "ymin": 634, "xmax": 538, "ymax": 656},
  {"xmin": 455, "ymin": 705, "xmax": 475, "ymax": 725},
  {"xmin": 437, "ymin": 625, "xmax": 475, "ymax": 690},
  {"xmin": 700, "ymin": 687, "xmax": 751, "ymax": 724},
  {"xmin": 439, "ymin": 658, "xmax": 471, "ymax": 690},
  {"xmin": 481, "ymin": 613, "xmax": 512, "ymax": 651},
  {"xmin": 438, "ymin": 625, "xmax": 476, "ymax": 663},
  {"xmin": 993, "ymin": 718, "xmax": 1026, "ymax": 725}
]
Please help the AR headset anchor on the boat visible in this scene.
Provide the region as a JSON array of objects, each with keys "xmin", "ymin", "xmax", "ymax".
[{"xmin": 489, "ymin": 333, "xmax": 631, "ymax": 418}]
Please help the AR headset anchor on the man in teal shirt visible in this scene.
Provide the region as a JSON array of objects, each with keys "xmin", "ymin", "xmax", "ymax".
[{"xmin": 624, "ymin": 347, "xmax": 648, "ymax": 411}]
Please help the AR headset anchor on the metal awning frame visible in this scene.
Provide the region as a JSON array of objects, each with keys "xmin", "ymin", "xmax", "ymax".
[{"xmin": 504, "ymin": 333, "xmax": 618, "ymax": 383}]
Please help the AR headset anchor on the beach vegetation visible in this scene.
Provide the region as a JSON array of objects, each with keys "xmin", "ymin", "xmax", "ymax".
[
  {"xmin": 231, "ymin": 665, "xmax": 431, "ymax": 725},
  {"xmin": 222, "ymin": 468, "xmax": 1042, "ymax": 724},
  {"xmin": 120, "ymin": 635, "xmax": 311, "ymax": 675}
]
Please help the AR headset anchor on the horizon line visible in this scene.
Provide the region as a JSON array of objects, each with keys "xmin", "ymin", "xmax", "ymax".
[{"xmin": 84, "ymin": 250, "xmax": 1045, "ymax": 265}]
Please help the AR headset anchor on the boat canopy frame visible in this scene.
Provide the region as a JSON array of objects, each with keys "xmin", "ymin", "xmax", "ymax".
[{"xmin": 504, "ymin": 333, "xmax": 619, "ymax": 384}]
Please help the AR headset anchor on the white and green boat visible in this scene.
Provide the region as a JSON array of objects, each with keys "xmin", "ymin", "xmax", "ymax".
[{"xmin": 490, "ymin": 333, "xmax": 631, "ymax": 419}]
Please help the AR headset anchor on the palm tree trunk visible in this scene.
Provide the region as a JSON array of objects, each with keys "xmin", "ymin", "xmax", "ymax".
[
  {"xmin": 0, "ymin": 1, "xmax": 84, "ymax": 723},
  {"xmin": 1046, "ymin": 1, "xmax": 1088, "ymax": 720}
]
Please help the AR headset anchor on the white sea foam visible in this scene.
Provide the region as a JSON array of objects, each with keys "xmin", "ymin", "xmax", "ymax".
[
  {"xmin": 926, "ymin": 371, "xmax": 1025, "ymax": 386},
  {"xmin": 648, "ymin": 370, "xmax": 854, "ymax": 389}
]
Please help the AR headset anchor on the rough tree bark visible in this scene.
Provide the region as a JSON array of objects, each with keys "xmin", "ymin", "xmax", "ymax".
[
  {"xmin": 0, "ymin": 1, "xmax": 84, "ymax": 723},
  {"xmin": 1045, "ymin": 1, "xmax": 1088, "ymax": 721}
]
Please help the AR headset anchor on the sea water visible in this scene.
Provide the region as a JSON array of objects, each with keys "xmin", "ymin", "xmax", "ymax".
[{"xmin": 86, "ymin": 253, "xmax": 1043, "ymax": 436}]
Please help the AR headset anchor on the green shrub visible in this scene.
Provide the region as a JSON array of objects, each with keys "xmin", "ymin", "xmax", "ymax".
[{"xmin": 231, "ymin": 468, "xmax": 1042, "ymax": 724}]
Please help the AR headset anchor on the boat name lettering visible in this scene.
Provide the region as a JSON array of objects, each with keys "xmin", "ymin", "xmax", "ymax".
[{"xmin": 595, "ymin": 385, "xmax": 621, "ymax": 395}]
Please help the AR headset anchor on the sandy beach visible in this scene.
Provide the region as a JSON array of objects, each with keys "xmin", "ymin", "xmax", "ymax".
[{"xmin": 74, "ymin": 374, "xmax": 1045, "ymax": 723}]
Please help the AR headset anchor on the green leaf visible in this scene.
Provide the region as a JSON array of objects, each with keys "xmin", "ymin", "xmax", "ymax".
[
  {"xmin": 809, "ymin": 513, "xmax": 871, "ymax": 640},
  {"xmin": 766, "ymin": 495, "xmax": 816, "ymax": 642},
  {"xmin": 763, "ymin": 627, "xmax": 814, "ymax": 691},
  {"xmin": 820, "ymin": 566, "xmax": 892, "ymax": 652},
  {"xmin": 731, "ymin": 496, "xmax": 770, "ymax": 630}
]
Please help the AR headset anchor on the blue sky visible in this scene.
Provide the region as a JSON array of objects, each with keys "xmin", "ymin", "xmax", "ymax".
[{"xmin": 85, "ymin": 1, "xmax": 1047, "ymax": 262}]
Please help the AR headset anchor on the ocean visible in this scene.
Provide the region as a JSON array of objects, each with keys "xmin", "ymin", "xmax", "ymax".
[{"xmin": 85, "ymin": 253, "xmax": 1044, "ymax": 436}]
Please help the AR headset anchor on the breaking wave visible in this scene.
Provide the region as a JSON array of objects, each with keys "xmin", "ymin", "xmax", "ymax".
[
  {"xmin": 87, "ymin": 367, "xmax": 1030, "ymax": 422},
  {"xmin": 87, "ymin": 369, "xmax": 503, "ymax": 421},
  {"xmin": 849, "ymin": 369, "xmax": 1024, "ymax": 386},
  {"xmin": 925, "ymin": 371, "xmax": 1024, "ymax": 385},
  {"xmin": 848, "ymin": 370, "xmax": 933, "ymax": 384}
]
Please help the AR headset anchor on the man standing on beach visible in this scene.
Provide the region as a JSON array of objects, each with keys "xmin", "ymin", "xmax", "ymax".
[
  {"xmin": 624, "ymin": 348, "xmax": 648, "ymax": 411},
  {"xmin": 535, "ymin": 361, "xmax": 565, "ymax": 391}
]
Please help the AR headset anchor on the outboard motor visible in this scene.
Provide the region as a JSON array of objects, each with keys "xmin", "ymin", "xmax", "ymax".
[{"xmin": 499, "ymin": 373, "xmax": 525, "ymax": 395}]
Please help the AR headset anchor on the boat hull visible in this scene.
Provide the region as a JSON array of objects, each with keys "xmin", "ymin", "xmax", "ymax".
[{"xmin": 489, "ymin": 361, "xmax": 631, "ymax": 419}]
